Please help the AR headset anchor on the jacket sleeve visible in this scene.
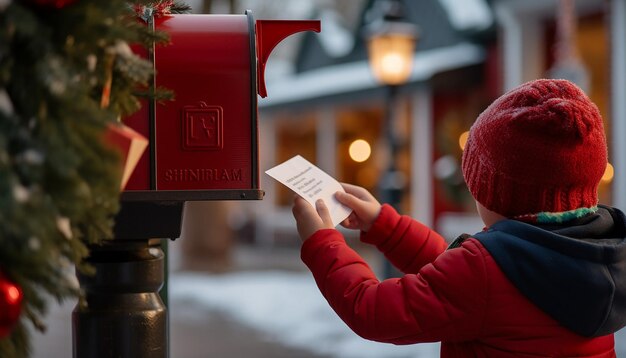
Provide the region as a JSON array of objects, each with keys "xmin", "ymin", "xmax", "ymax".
[
  {"xmin": 301, "ymin": 231, "xmax": 488, "ymax": 344},
  {"xmin": 360, "ymin": 204, "xmax": 448, "ymax": 274}
]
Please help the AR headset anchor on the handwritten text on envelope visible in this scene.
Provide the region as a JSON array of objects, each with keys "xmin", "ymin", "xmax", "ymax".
[{"xmin": 265, "ymin": 155, "xmax": 352, "ymax": 227}]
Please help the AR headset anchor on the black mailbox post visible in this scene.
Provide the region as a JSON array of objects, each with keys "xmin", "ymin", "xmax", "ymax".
[{"xmin": 72, "ymin": 202, "xmax": 183, "ymax": 357}]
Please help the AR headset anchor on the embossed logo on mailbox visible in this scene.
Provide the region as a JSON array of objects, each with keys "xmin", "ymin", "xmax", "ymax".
[{"xmin": 182, "ymin": 102, "xmax": 223, "ymax": 150}]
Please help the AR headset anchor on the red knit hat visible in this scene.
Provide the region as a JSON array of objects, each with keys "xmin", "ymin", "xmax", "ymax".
[{"xmin": 461, "ymin": 79, "xmax": 607, "ymax": 217}]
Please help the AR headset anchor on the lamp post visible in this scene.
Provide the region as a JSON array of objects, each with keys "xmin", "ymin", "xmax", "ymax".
[
  {"xmin": 366, "ymin": 0, "xmax": 417, "ymax": 277},
  {"xmin": 366, "ymin": 0, "xmax": 418, "ymax": 212}
]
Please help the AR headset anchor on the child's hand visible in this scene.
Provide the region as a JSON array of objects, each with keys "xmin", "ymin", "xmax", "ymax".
[
  {"xmin": 291, "ymin": 196, "xmax": 334, "ymax": 241},
  {"xmin": 335, "ymin": 183, "xmax": 381, "ymax": 232}
]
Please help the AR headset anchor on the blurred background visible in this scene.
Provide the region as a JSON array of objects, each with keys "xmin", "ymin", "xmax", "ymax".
[
  {"xmin": 33, "ymin": 0, "xmax": 626, "ymax": 357},
  {"xmin": 183, "ymin": 0, "xmax": 623, "ymax": 259}
]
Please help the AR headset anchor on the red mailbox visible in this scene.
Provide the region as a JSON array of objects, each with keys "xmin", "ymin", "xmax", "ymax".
[{"xmin": 121, "ymin": 12, "xmax": 320, "ymax": 201}]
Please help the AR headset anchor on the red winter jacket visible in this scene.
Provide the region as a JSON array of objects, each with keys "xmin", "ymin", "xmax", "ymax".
[{"xmin": 301, "ymin": 204, "xmax": 626, "ymax": 357}]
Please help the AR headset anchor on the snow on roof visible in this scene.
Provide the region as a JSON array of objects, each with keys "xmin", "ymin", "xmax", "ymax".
[
  {"xmin": 260, "ymin": 42, "xmax": 485, "ymax": 108},
  {"xmin": 317, "ymin": 9, "xmax": 354, "ymax": 58},
  {"xmin": 438, "ymin": 0, "xmax": 493, "ymax": 31}
]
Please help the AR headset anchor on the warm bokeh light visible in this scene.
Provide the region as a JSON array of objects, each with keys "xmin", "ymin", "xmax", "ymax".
[
  {"xmin": 7, "ymin": 286, "xmax": 20, "ymax": 302},
  {"xmin": 349, "ymin": 139, "xmax": 372, "ymax": 162},
  {"xmin": 459, "ymin": 131, "xmax": 470, "ymax": 150},
  {"xmin": 602, "ymin": 163, "xmax": 614, "ymax": 183}
]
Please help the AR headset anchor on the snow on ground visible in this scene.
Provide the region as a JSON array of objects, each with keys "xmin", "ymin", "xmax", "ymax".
[
  {"xmin": 169, "ymin": 270, "xmax": 626, "ymax": 357},
  {"xmin": 170, "ymin": 271, "xmax": 440, "ymax": 358}
]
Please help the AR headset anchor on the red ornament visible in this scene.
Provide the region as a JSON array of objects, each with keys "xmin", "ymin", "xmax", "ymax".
[
  {"xmin": 0, "ymin": 272, "xmax": 23, "ymax": 339},
  {"xmin": 23, "ymin": 0, "xmax": 78, "ymax": 9}
]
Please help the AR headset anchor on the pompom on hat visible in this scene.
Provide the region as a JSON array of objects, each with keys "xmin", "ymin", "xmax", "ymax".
[{"xmin": 461, "ymin": 79, "xmax": 608, "ymax": 218}]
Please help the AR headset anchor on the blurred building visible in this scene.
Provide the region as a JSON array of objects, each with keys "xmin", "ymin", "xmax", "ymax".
[{"xmin": 248, "ymin": 0, "xmax": 626, "ymax": 243}]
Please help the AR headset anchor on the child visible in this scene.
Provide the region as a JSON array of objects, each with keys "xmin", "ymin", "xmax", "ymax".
[{"xmin": 291, "ymin": 79, "xmax": 626, "ymax": 357}]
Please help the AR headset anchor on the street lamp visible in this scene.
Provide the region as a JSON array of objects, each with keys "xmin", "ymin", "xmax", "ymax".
[
  {"xmin": 366, "ymin": 0, "xmax": 417, "ymax": 279},
  {"xmin": 366, "ymin": 0, "xmax": 417, "ymax": 85},
  {"xmin": 365, "ymin": 0, "xmax": 418, "ymax": 212}
]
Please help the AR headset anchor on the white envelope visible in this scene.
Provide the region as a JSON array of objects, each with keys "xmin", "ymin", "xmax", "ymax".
[{"xmin": 265, "ymin": 155, "xmax": 352, "ymax": 227}]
